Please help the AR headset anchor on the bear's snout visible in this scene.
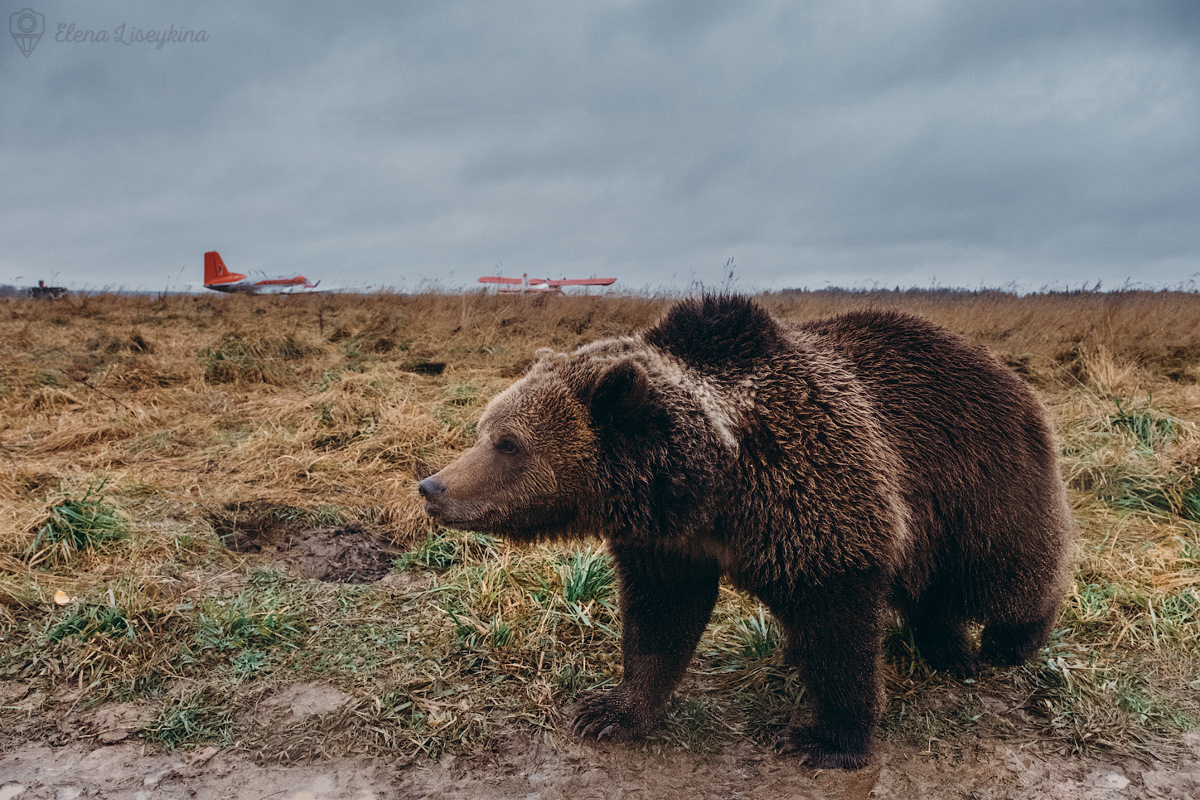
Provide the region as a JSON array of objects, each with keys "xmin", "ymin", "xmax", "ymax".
[
  {"xmin": 418, "ymin": 475, "xmax": 445, "ymax": 499},
  {"xmin": 418, "ymin": 476, "xmax": 449, "ymax": 520}
]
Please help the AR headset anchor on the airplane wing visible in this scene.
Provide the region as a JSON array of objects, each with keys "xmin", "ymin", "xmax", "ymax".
[
  {"xmin": 545, "ymin": 278, "xmax": 617, "ymax": 287},
  {"xmin": 252, "ymin": 276, "xmax": 309, "ymax": 287},
  {"xmin": 481, "ymin": 275, "xmax": 615, "ymax": 291}
]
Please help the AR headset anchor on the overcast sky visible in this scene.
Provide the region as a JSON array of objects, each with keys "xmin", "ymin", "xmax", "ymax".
[{"xmin": 3, "ymin": 1, "xmax": 1198, "ymax": 293}]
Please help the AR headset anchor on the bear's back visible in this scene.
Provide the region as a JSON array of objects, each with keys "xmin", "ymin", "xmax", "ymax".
[
  {"xmin": 794, "ymin": 309, "xmax": 1049, "ymax": 461},
  {"xmin": 642, "ymin": 298, "xmax": 1060, "ymax": 524}
]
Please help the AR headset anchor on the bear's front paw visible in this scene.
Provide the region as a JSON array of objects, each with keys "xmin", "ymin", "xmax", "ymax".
[
  {"xmin": 570, "ymin": 689, "xmax": 656, "ymax": 742},
  {"xmin": 775, "ymin": 723, "xmax": 872, "ymax": 770}
]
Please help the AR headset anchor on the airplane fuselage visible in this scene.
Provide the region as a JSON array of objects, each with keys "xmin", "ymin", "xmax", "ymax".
[{"xmin": 203, "ymin": 251, "xmax": 319, "ymax": 294}]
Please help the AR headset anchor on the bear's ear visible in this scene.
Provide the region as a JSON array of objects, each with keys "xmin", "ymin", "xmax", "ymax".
[{"xmin": 586, "ymin": 359, "xmax": 649, "ymax": 424}]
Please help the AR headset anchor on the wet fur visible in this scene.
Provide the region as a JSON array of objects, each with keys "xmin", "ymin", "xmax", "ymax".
[{"xmin": 422, "ymin": 294, "xmax": 1074, "ymax": 769}]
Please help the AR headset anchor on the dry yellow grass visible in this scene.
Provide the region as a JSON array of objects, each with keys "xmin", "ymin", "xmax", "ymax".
[
  {"xmin": 0, "ymin": 287, "xmax": 1197, "ymax": 761},
  {"xmin": 2, "ymin": 288, "xmax": 1195, "ymax": 529}
]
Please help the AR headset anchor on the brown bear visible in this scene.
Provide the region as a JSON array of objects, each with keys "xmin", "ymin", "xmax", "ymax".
[{"xmin": 419, "ymin": 294, "xmax": 1073, "ymax": 769}]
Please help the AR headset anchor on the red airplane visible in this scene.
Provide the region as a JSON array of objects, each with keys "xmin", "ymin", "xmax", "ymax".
[
  {"xmin": 478, "ymin": 273, "xmax": 616, "ymax": 294},
  {"xmin": 203, "ymin": 251, "xmax": 320, "ymax": 294}
]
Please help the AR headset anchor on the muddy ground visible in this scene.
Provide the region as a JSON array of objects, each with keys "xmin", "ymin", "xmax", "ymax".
[
  {"xmin": 3, "ymin": 729, "xmax": 1200, "ymax": 799},
  {"xmin": 4, "ymin": 525, "xmax": 1198, "ymax": 798}
]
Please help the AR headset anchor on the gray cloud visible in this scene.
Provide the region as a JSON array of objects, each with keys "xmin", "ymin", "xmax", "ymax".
[{"xmin": 2, "ymin": 1, "xmax": 1197, "ymax": 292}]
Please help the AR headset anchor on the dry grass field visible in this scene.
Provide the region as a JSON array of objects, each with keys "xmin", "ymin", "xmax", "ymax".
[{"xmin": 1, "ymin": 289, "xmax": 1198, "ymax": 791}]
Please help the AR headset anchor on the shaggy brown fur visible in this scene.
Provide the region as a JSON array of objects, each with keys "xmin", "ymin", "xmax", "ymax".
[{"xmin": 420, "ymin": 294, "xmax": 1074, "ymax": 769}]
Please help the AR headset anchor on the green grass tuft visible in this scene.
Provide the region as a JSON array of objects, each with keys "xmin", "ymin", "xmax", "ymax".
[
  {"xmin": 47, "ymin": 603, "xmax": 136, "ymax": 643},
  {"xmin": 560, "ymin": 549, "xmax": 614, "ymax": 604},
  {"xmin": 395, "ymin": 528, "xmax": 499, "ymax": 572},
  {"xmin": 734, "ymin": 607, "xmax": 779, "ymax": 659},
  {"xmin": 1108, "ymin": 399, "xmax": 1176, "ymax": 451},
  {"xmin": 24, "ymin": 480, "xmax": 127, "ymax": 567},
  {"xmin": 192, "ymin": 592, "xmax": 309, "ymax": 655}
]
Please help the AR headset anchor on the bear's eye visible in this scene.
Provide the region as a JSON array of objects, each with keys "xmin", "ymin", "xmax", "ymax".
[{"xmin": 494, "ymin": 437, "xmax": 520, "ymax": 455}]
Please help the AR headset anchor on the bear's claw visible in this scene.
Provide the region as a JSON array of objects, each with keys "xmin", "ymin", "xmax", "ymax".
[
  {"xmin": 570, "ymin": 690, "xmax": 653, "ymax": 742},
  {"xmin": 774, "ymin": 724, "xmax": 872, "ymax": 770}
]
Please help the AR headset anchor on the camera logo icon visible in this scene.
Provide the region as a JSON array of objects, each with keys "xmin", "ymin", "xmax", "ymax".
[{"xmin": 10, "ymin": 8, "xmax": 45, "ymax": 58}]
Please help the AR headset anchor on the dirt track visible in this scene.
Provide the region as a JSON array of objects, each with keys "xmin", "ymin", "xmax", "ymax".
[{"xmin": 3, "ymin": 734, "xmax": 1199, "ymax": 800}]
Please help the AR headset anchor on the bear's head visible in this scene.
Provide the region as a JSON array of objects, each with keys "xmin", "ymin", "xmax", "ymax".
[{"xmin": 419, "ymin": 346, "xmax": 656, "ymax": 542}]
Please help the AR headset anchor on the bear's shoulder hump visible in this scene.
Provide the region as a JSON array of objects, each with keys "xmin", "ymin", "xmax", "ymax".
[{"xmin": 643, "ymin": 294, "xmax": 788, "ymax": 372}]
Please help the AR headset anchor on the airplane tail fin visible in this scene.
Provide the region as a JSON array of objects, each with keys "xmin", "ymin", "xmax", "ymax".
[{"xmin": 204, "ymin": 251, "xmax": 247, "ymax": 285}]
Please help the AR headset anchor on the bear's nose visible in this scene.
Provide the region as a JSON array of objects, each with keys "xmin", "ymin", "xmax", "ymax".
[{"xmin": 418, "ymin": 476, "xmax": 445, "ymax": 498}]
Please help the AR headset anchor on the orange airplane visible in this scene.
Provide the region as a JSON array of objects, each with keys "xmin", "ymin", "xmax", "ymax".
[
  {"xmin": 203, "ymin": 251, "xmax": 320, "ymax": 294},
  {"xmin": 478, "ymin": 273, "xmax": 616, "ymax": 294}
]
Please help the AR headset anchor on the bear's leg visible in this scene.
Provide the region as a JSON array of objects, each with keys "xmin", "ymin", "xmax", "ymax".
[
  {"xmin": 571, "ymin": 548, "xmax": 719, "ymax": 742},
  {"xmin": 908, "ymin": 600, "xmax": 978, "ymax": 677},
  {"xmin": 978, "ymin": 550, "xmax": 1064, "ymax": 666},
  {"xmin": 773, "ymin": 576, "xmax": 885, "ymax": 769},
  {"xmin": 980, "ymin": 612, "xmax": 1055, "ymax": 666}
]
